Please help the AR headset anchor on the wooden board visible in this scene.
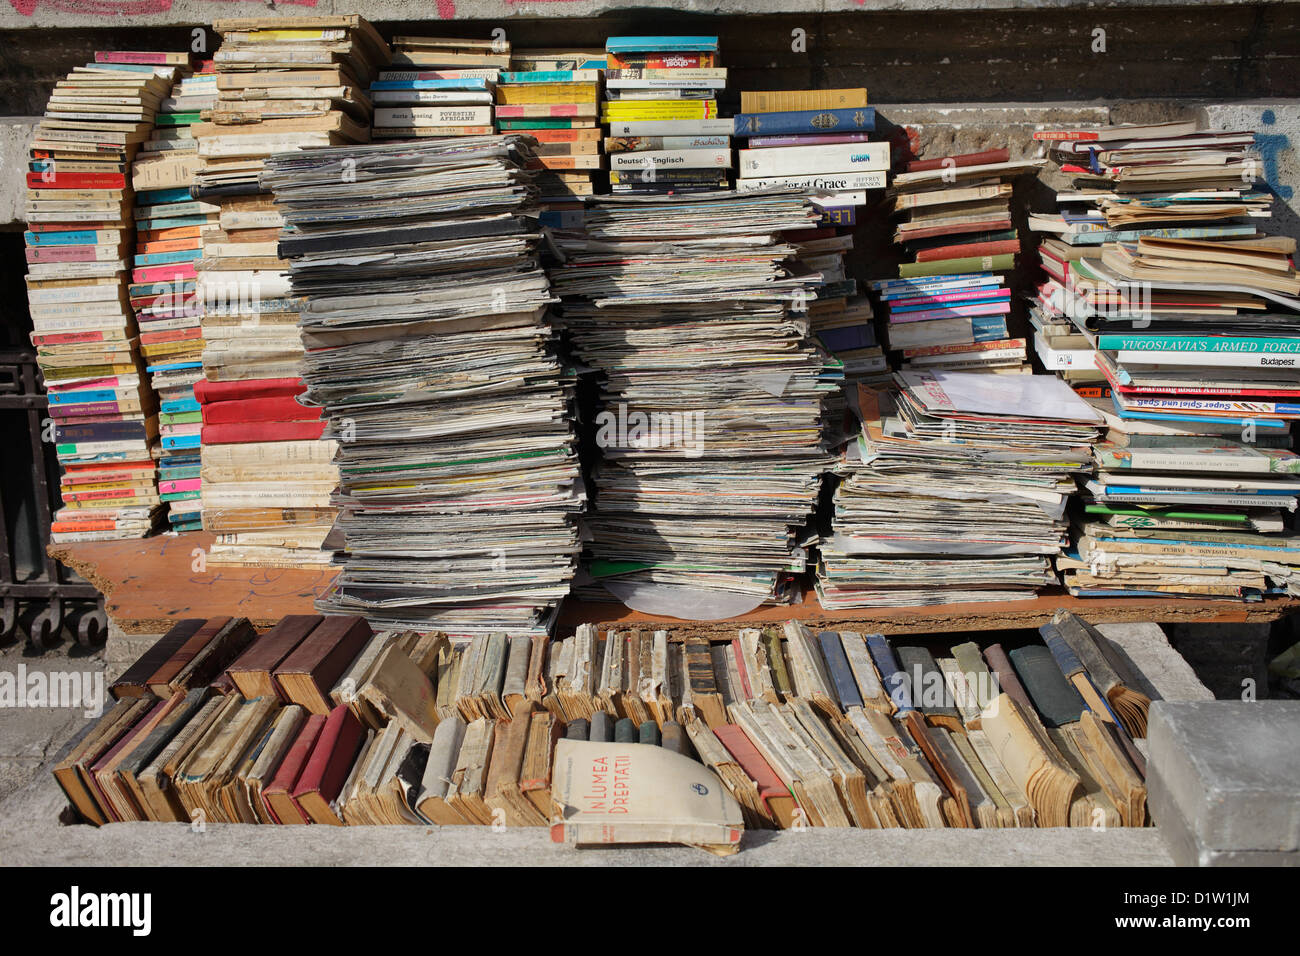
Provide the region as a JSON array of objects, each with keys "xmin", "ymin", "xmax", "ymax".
[{"xmin": 51, "ymin": 532, "xmax": 1299, "ymax": 636}]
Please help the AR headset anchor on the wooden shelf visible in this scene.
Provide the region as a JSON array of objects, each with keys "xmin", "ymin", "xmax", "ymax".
[{"xmin": 49, "ymin": 532, "xmax": 1299, "ymax": 635}]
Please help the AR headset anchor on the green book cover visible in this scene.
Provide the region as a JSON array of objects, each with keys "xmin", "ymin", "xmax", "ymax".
[{"xmin": 899, "ymin": 253, "xmax": 1015, "ymax": 278}]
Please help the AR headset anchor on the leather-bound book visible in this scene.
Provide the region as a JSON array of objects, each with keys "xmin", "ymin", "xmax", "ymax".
[
  {"xmin": 262, "ymin": 712, "xmax": 327, "ymax": 824},
  {"xmin": 415, "ymin": 714, "xmax": 469, "ymax": 825},
  {"xmin": 1009, "ymin": 645, "xmax": 1087, "ymax": 729},
  {"xmin": 53, "ymin": 696, "xmax": 155, "ymax": 825},
  {"xmin": 293, "ymin": 704, "xmax": 366, "ymax": 825},
  {"xmin": 116, "ymin": 687, "xmax": 215, "ymax": 818},
  {"xmin": 146, "ymin": 616, "xmax": 234, "ymax": 697},
  {"xmin": 897, "ymin": 645, "xmax": 963, "ymax": 731},
  {"xmin": 485, "ymin": 705, "xmax": 547, "ymax": 826},
  {"xmin": 274, "ymin": 615, "xmax": 373, "ymax": 714},
  {"xmin": 226, "ymin": 614, "xmax": 323, "ymax": 700},
  {"xmin": 684, "ymin": 636, "xmax": 726, "ymax": 729},
  {"xmin": 818, "ymin": 631, "xmax": 863, "ymax": 712},
  {"xmin": 159, "ymin": 617, "xmax": 256, "ymax": 697},
  {"xmin": 865, "ymin": 634, "xmax": 914, "ymax": 714},
  {"xmin": 709, "ymin": 722, "xmax": 796, "ymax": 828},
  {"xmin": 111, "ymin": 619, "xmax": 204, "ymax": 699}
]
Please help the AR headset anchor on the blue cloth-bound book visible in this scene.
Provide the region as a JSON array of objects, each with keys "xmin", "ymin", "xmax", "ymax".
[
  {"xmin": 606, "ymin": 36, "xmax": 719, "ymax": 53},
  {"xmin": 734, "ymin": 107, "xmax": 876, "ymax": 137}
]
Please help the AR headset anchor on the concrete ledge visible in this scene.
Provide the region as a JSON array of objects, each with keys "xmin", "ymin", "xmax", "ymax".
[{"xmin": 0, "ymin": 817, "xmax": 1176, "ymax": 866}]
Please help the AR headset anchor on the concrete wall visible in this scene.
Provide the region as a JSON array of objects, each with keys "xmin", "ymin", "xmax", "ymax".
[{"xmin": 0, "ymin": 0, "xmax": 1295, "ymax": 32}]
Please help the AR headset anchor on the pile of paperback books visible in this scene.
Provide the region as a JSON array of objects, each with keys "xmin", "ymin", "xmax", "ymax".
[
  {"xmin": 1027, "ymin": 120, "xmax": 1300, "ymax": 599},
  {"xmin": 549, "ymin": 191, "xmax": 839, "ymax": 612},
  {"xmin": 371, "ymin": 35, "xmax": 502, "ymax": 141},
  {"xmin": 130, "ymin": 54, "xmax": 216, "ymax": 532},
  {"xmin": 25, "ymin": 55, "xmax": 166, "ymax": 541},
  {"xmin": 262, "ymin": 135, "xmax": 583, "ymax": 636},
  {"xmin": 817, "ymin": 370, "xmax": 1103, "ymax": 608}
]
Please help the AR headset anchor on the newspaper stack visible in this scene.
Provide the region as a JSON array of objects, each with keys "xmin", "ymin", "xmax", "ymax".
[
  {"xmin": 262, "ymin": 135, "xmax": 583, "ymax": 636},
  {"xmin": 549, "ymin": 190, "xmax": 839, "ymax": 613}
]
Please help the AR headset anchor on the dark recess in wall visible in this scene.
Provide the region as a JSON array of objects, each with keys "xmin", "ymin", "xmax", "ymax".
[{"xmin": 0, "ymin": 5, "xmax": 1297, "ymax": 115}]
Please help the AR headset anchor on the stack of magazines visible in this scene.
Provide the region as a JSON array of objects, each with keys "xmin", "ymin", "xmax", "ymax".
[
  {"xmin": 818, "ymin": 370, "xmax": 1103, "ymax": 607},
  {"xmin": 262, "ymin": 135, "xmax": 583, "ymax": 636},
  {"xmin": 549, "ymin": 190, "xmax": 840, "ymax": 612}
]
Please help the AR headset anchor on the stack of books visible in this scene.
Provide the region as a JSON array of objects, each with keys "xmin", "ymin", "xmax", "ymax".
[
  {"xmin": 817, "ymin": 370, "xmax": 1103, "ymax": 608},
  {"xmin": 603, "ymin": 36, "xmax": 730, "ymax": 195},
  {"xmin": 131, "ymin": 56, "xmax": 217, "ymax": 533},
  {"xmin": 59, "ymin": 609, "xmax": 1154, "ymax": 835},
  {"xmin": 371, "ymin": 36, "xmax": 502, "ymax": 141},
  {"xmin": 193, "ymin": 16, "xmax": 387, "ymax": 567},
  {"xmin": 261, "ymin": 135, "xmax": 583, "ymax": 637},
  {"xmin": 494, "ymin": 48, "xmax": 603, "ymax": 200},
  {"xmin": 549, "ymin": 192, "xmax": 838, "ymax": 607},
  {"xmin": 1027, "ymin": 120, "xmax": 1300, "ymax": 600},
  {"xmin": 733, "ymin": 88, "xmax": 880, "ymax": 204},
  {"xmin": 25, "ymin": 54, "xmax": 169, "ymax": 542},
  {"xmin": 875, "ymin": 149, "xmax": 1044, "ymax": 371}
]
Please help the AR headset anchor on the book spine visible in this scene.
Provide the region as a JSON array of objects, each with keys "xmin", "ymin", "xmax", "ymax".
[
  {"xmin": 607, "ymin": 148, "xmax": 731, "ymax": 169},
  {"xmin": 746, "ymin": 132, "xmax": 871, "ymax": 148},
  {"xmin": 890, "ymin": 302, "xmax": 1011, "ymax": 323},
  {"xmin": 735, "ymin": 171, "xmax": 887, "ymax": 191},
  {"xmin": 1112, "ymin": 350, "xmax": 1300, "ymax": 370},
  {"xmin": 734, "ymin": 107, "xmax": 876, "ymax": 136},
  {"xmin": 914, "ymin": 239, "xmax": 1020, "ymax": 262},
  {"xmin": 1099, "ymin": 335, "xmax": 1300, "ymax": 354},
  {"xmin": 898, "ymin": 254, "xmax": 1016, "ymax": 278},
  {"xmin": 738, "ymin": 142, "xmax": 890, "ymax": 176}
]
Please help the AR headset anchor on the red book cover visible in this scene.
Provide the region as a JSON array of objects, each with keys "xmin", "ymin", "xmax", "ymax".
[
  {"xmin": 139, "ymin": 327, "xmax": 202, "ymax": 345},
  {"xmin": 899, "ymin": 218, "xmax": 1012, "ymax": 242},
  {"xmin": 292, "ymin": 706, "xmax": 364, "ymax": 824},
  {"xmin": 262, "ymin": 713, "xmax": 327, "ymax": 825},
  {"xmin": 201, "ymin": 421, "xmax": 327, "ymax": 444},
  {"xmin": 904, "ymin": 148, "xmax": 1010, "ymax": 173},
  {"xmin": 915, "ymin": 239, "xmax": 1021, "ymax": 263},
  {"xmin": 201, "ymin": 395, "xmax": 322, "ymax": 426},
  {"xmin": 195, "ymin": 377, "xmax": 305, "ymax": 405},
  {"xmin": 713, "ymin": 724, "xmax": 796, "ymax": 822},
  {"xmin": 25, "ymin": 171, "xmax": 126, "ymax": 190}
]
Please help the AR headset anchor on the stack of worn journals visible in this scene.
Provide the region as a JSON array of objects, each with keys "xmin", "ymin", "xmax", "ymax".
[
  {"xmin": 192, "ymin": 16, "xmax": 387, "ymax": 566},
  {"xmin": 874, "ymin": 149, "xmax": 1045, "ymax": 372},
  {"xmin": 817, "ymin": 371, "xmax": 1103, "ymax": 608},
  {"xmin": 603, "ymin": 36, "xmax": 729, "ymax": 196},
  {"xmin": 262, "ymin": 136, "xmax": 582, "ymax": 637},
  {"xmin": 59, "ymin": 610, "xmax": 1153, "ymax": 835},
  {"xmin": 131, "ymin": 56, "xmax": 217, "ymax": 533},
  {"xmin": 1024, "ymin": 120, "xmax": 1300, "ymax": 599},
  {"xmin": 492, "ymin": 47, "xmax": 602, "ymax": 199},
  {"xmin": 26, "ymin": 54, "xmax": 169, "ymax": 542},
  {"xmin": 371, "ymin": 36, "xmax": 501, "ymax": 141},
  {"xmin": 549, "ymin": 191, "xmax": 840, "ymax": 610}
]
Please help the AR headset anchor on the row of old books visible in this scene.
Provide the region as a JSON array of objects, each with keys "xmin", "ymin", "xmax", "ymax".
[
  {"xmin": 25, "ymin": 54, "xmax": 168, "ymax": 542},
  {"xmin": 550, "ymin": 190, "xmax": 838, "ymax": 609},
  {"xmin": 59, "ymin": 610, "xmax": 1150, "ymax": 835},
  {"xmin": 261, "ymin": 134, "xmax": 582, "ymax": 636},
  {"xmin": 1027, "ymin": 120, "xmax": 1300, "ymax": 600},
  {"xmin": 131, "ymin": 55, "xmax": 216, "ymax": 533},
  {"xmin": 817, "ymin": 369, "xmax": 1103, "ymax": 608},
  {"xmin": 876, "ymin": 148, "xmax": 1043, "ymax": 372},
  {"xmin": 192, "ymin": 16, "xmax": 388, "ymax": 567}
]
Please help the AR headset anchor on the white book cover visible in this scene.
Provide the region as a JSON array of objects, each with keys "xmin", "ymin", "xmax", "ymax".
[
  {"xmin": 607, "ymin": 148, "xmax": 732, "ymax": 170},
  {"xmin": 1115, "ymin": 349, "xmax": 1300, "ymax": 370},
  {"xmin": 736, "ymin": 171, "xmax": 886, "ymax": 193},
  {"xmin": 374, "ymin": 106, "xmax": 493, "ymax": 127},
  {"xmin": 738, "ymin": 142, "xmax": 890, "ymax": 177},
  {"xmin": 371, "ymin": 90, "xmax": 494, "ymax": 105}
]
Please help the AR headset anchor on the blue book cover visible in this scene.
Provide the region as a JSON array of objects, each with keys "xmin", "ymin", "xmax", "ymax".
[
  {"xmin": 734, "ymin": 107, "xmax": 875, "ymax": 137},
  {"xmin": 136, "ymin": 187, "xmax": 193, "ymax": 206},
  {"xmin": 134, "ymin": 215, "xmax": 210, "ymax": 231},
  {"xmin": 499, "ymin": 70, "xmax": 598, "ymax": 83},
  {"xmin": 24, "ymin": 230, "xmax": 104, "ymax": 246},
  {"xmin": 870, "ymin": 272, "xmax": 999, "ymax": 293},
  {"xmin": 147, "ymin": 361, "xmax": 201, "ymax": 373},
  {"xmin": 370, "ymin": 78, "xmax": 492, "ymax": 90},
  {"xmin": 162, "ymin": 434, "xmax": 201, "ymax": 450},
  {"xmin": 817, "ymin": 324, "xmax": 876, "ymax": 352},
  {"xmin": 606, "ymin": 36, "xmax": 718, "ymax": 53},
  {"xmin": 817, "ymin": 204, "xmax": 857, "ymax": 228},
  {"xmin": 83, "ymin": 61, "xmax": 160, "ymax": 73},
  {"xmin": 161, "ymin": 398, "xmax": 201, "ymax": 414},
  {"xmin": 134, "ymin": 249, "xmax": 201, "ymax": 267}
]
